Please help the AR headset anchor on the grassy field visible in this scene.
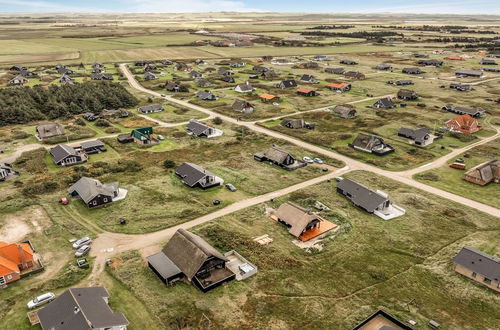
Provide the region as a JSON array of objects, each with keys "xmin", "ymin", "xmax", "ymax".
[
  {"xmin": 106, "ymin": 170, "xmax": 500, "ymax": 329},
  {"xmin": 414, "ymin": 138, "xmax": 500, "ymax": 207}
]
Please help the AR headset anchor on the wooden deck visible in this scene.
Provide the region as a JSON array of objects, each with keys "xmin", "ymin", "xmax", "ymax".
[{"xmin": 299, "ymin": 220, "xmax": 337, "ymax": 242}]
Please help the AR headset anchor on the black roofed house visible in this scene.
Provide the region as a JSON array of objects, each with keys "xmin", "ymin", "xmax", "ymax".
[
  {"xmin": 234, "ymin": 81, "xmax": 255, "ymax": 93},
  {"xmin": 261, "ymin": 70, "xmax": 278, "ymax": 79},
  {"xmin": 80, "ymin": 140, "xmax": 106, "ymax": 154},
  {"xmin": 455, "ymin": 69, "xmax": 483, "ymax": 78},
  {"xmin": 135, "ymin": 61, "xmax": 148, "ymax": 66},
  {"xmin": 9, "ymin": 75, "xmax": 28, "ymax": 85},
  {"xmin": 272, "ymin": 202, "xmax": 337, "ymax": 241},
  {"xmin": 450, "ymin": 83, "xmax": 471, "ymax": 91},
  {"xmin": 376, "ymin": 63, "xmax": 392, "ymax": 70},
  {"xmin": 276, "ymin": 79, "xmax": 297, "ymax": 89},
  {"xmin": 395, "ymin": 80, "xmax": 413, "ymax": 85},
  {"xmin": 0, "ymin": 163, "xmax": 19, "ymax": 182},
  {"xmin": 147, "ymin": 229, "xmax": 235, "ymax": 292},
  {"xmin": 219, "ymin": 75, "xmax": 235, "ymax": 83},
  {"xmin": 397, "ymin": 89, "xmax": 418, "ymax": 100},
  {"xmin": 344, "ymin": 71, "xmax": 366, "ymax": 80},
  {"xmin": 59, "ymin": 75, "xmax": 74, "ymax": 85},
  {"xmin": 350, "ymin": 133, "xmax": 395, "ymax": 156},
  {"xmin": 57, "ymin": 67, "xmax": 74, "ymax": 75},
  {"xmin": 232, "ymin": 99, "xmax": 255, "ymax": 113},
  {"xmin": 442, "ymin": 105, "xmax": 485, "ymax": 117},
  {"xmin": 402, "ymin": 67, "xmax": 423, "ymax": 74},
  {"xmin": 163, "ymin": 59, "xmax": 173, "ymax": 65},
  {"xmin": 333, "ymin": 104, "xmax": 357, "ymax": 119},
  {"xmin": 144, "ymin": 72, "xmax": 157, "ymax": 80},
  {"xmin": 20, "ymin": 69, "xmax": 36, "ymax": 77},
  {"xmin": 453, "ymin": 247, "xmax": 500, "ymax": 293},
  {"xmin": 297, "ymin": 88, "xmax": 319, "ymax": 97},
  {"xmin": 217, "ymin": 67, "xmax": 233, "ymax": 76},
  {"xmin": 37, "ymin": 287, "xmax": 129, "ymax": 330},
  {"xmin": 397, "ymin": 127, "xmax": 434, "ymax": 146},
  {"xmin": 101, "ymin": 109, "xmax": 129, "ymax": 118},
  {"xmin": 280, "ymin": 118, "xmax": 315, "ymax": 130},
  {"xmin": 92, "ymin": 62, "xmax": 103, "ymax": 69},
  {"xmin": 196, "ymin": 78, "xmax": 212, "ymax": 88},
  {"xmin": 186, "ymin": 119, "xmax": 222, "ymax": 138},
  {"xmin": 144, "ymin": 64, "xmax": 156, "ymax": 72},
  {"xmin": 36, "ymin": 123, "xmax": 65, "ymax": 140},
  {"xmin": 295, "ymin": 61, "xmax": 320, "ymax": 69},
  {"xmin": 300, "ymin": 74, "xmax": 318, "ymax": 84},
  {"xmin": 195, "ymin": 90, "xmax": 218, "ymax": 101},
  {"xmin": 373, "ymin": 97, "xmax": 396, "ymax": 109},
  {"xmin": 480, "ymin": 58, "xmax": 497, "ymax": 65},
  {"xmin": 340, "ymin": 59, "xmax": 357, "ymax": 65},
  {"xmin": 314, "ymin": 55, "xmax": 329, "ymax": 61},
  {"xmin": 130, "ymin": 127, "xmax": 159, "ymax": 145},
  {"xmin": 92, "ymin": 67, "xmax": 104, "ymax": 74},
  {"xmin": 229, "ymin": 61, "xmax": 246, "ymax": 68},
  {"xmin": 325, "ymin": 67, "xmax": 345, "ymax": 74},
  {"xmin": 68, "ymin": 177, "xmax": 125, "ymax": 208},
  {"xmin": 254, "ymin": 146, "xmax": 306, "ymax": 170},
  {"xmin": 252, "ymin": 65, "xmax": 268, "ymax": 73},
  {"xmin": 166, "ymin": 81, "xmax": 183, "ymax": 92},
  {"xmin": 482, "ymin": 67, "xmax": 500, "ymax": 72},
  {"xmin": 138, "ymin": 104, "xmax": 164, "ymax": 114},
  {"xmin": 337, "ymin": 178, "xmax": 405, "ymax": 220},
  {"xmin": 190, "ymin": 70, "xmax": 203, "ymax": 78},
  {"xmin": 9, "ymin": 64, "xmax": 27, "ymax": 71},
  {"xmin": 50, "ymin": 144, "xmax": 88, "ymax": 166},
  {"xmin": 418, "ymin": 59, "xmax": 443, "ymax": 66},
  {"xmin": 352, "ymin": 309, "xmax": 413, "ymax": 330},
  {"xmin": 175, "ymin": 162, "xmax": 223, "ymax": 189},
  {"xmin": 91, "ymin": 73, "xmax": 113, "ymax": 80}
]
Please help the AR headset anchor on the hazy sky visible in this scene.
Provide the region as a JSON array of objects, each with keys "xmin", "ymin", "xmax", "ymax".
[{"xmin": 0, "ymin": 0, "xmax": 499, "ymax": 14}]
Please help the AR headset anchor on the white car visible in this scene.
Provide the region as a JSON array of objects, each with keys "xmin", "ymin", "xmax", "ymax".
[
  {"xmin": 72, "ymin": 237, "xmax": 92, "ymax": 249},
  {"xmin": 27, "ymin": 292, "xmax": 55, "ymax": 309},
  {"xmin": 313, "ymin": 158, "xmax": 324, "ymax": 164},
  {"xmin": 75, "ymin": 245, "xmax": 91, "ymax": 258},
  {"xmin": 303, "ymin": 156, "xmax": 313, "ymax": 163}
]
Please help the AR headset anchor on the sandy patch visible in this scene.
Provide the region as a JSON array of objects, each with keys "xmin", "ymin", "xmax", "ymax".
[{"xmin": 0, "ymin": 205, "xmax": 52, "ymax": 241}]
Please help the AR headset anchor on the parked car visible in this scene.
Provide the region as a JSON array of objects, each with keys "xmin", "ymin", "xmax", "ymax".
[
  {"xmin": 157, "ymin": 135, "xmax": 165, "ymax": 140},
  {"xmin": 313, "ymin": 158, "xmax": 324, "ymax": 164},
  {"xmin": 303, "ymin": 156, "xmax": 313, "ymax": 163},
  {"xmin": 335, "ymin": 176, "xmax": 344, "ymax": 182},
  {"xmin": 225, "ymin": 184, "xmax": 237, "ymax": 192},
  {"xmin": 75, "ymin": 245, "xmax": 91, "ymax": 257},
  {"xmin": 72, "ymin": 236, "xmax": 92, "ymax": 249},
  {"xmin": 27, "ymin": 292, "xmax": 56, "ymax": 309},
  {"xmin": 160, "ymin": 94, "xmax": 166, "ymax": 97}
]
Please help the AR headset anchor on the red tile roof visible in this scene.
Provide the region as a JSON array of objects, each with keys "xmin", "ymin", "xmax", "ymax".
[{"xmin": 0, "ymin": 242, "xmax": 34, "ymax": 276}]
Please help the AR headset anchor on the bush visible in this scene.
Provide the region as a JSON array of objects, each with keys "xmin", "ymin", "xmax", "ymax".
[
  {"xmin": 212, "ymin": 116, "xmax": 223, "ymax": 125},
  {"xmin": 104, "ymin": 127, "xmax": 120, "ymax": 133},
  {"xmin": 163, "ymin": 159, "xmax": 176, "ymax": 168},
  {"xmin": 75, "ymin": 118, "xmax": 86, "ymax": 126},
  {"xmin": 418, "ymin": 172, "xmax": 440, "ymax": 182},
  {"xmin": 11, "ymin": 130, "xmax": 30, "ymax": 140},
  {"xmin": 22, "ymin": 181, "xmax": 59, "ymax": 196},
  {"xmin": 95, "ymin": 119, "xmax": 111, "ymax": 127}
]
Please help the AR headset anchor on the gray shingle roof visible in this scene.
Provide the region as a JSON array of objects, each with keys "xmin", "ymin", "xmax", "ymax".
[
  {"xmin": 50, "ymin": 144, "xmax": 78, "ymax": 164},
  {"xmin": 337, "ymin": 178, "xmax": 388, "ymax": 213},
  {"xmin": 186, "ymin": 120, "xmax": 211, "ymax": 136},
  {"xmin": 80, "ymin": 140, "xmax": 104, "ymax": 149},
  {"xmin": 175, "ymin": 162, "xmax": 214, "ymax": 187},
  {"xmin": 454, "ymin": 247, "xmax": 500, "ymax": 280},
  {"xmin": 67, "ymin": 177, "xmax": 118, "ymax": 204}
]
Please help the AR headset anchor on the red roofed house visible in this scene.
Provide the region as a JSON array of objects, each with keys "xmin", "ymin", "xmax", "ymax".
[
  {"xmin": 445, "ymin": 56, "xmax": 464, "ymax": 60},
  {"xmin": 297, "ymin": 88, "xmax": 319, "ymax": 97},
  {"xmin": 0, "ymin": 241, "xmax": 40, "ymax": 286},
  {"xmin": 259, "ymin": 93, "xmax": 280, "ymax": 103},
  {"xmin": 444, "ymin": 114, "xmax": 482, "ymax": 134},
  {"xmin": 326, "ymin": 82, "xmax": 351, "ymax": 92}
]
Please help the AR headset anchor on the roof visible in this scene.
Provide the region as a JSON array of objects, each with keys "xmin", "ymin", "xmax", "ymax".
[
  {"xmin": 264, "ymin": 146, "xmax": 293, "ymax": 164},
  {"xmin": 232, "ymin": 99, "xmax": 253, "ymax": 110},
  {"xmin": 334, "ymin": 104, "xmax": 357, "ymax": 116},
  {"xmin": 281, "ymin": 118, "xmax": 306, "ymax": 129},
  {"xmin": 131, "ymin": 127, "xmax": 154, "ymax": 141},
  {"xmin": 398, "ymin": 127, "xmax": 430, "ymax": 142},
  {"xmin": 186, "ymin": 120, "xmax": 211, "ymax": 136},
  {"xmin": 352, "ymin": 309, "xmax": 413, "ymax": 330},
  {"xmin": 0, "ymin": 242, "xmax": 34, "ymax": 276},
  {"xmin": 397, "ymin": 89, "xmax": 417, "ymax": 98},
  {"xmin": 327, "ymin": 82, "xmax": 350, "ymax": 89},
  {"xmin": 275, "ymin": 202, "xmax": 322, "ymax": 237},
  {"xmin": 195, "ymin": 90, "xmax": 216, "ymax": 99},
  {"xmin": 80, "ymin": 140, "xmax": 104, "ymax": 149},
  {"xmin": 50, "ymin": 144, "xmax": 78, "ymax": 164},
  {"xmin": 464, "ymin": 160, "xmax": 500, "ymax": 183},
  {"xmin": 260, "ymin": 93, "xmax": 277, "ymax": 100},
  {"xmin": 235, "ymin": 81, "xmax": 254, "ymax": 91},
  {"xmin": 453, "ymin": 247, "xmax": 500, "ymax": 280},
  {"xmin": 37, "ymin": 122, "xmax": 65, "ymax": 139},
  {"xmin": 446, "ymin": 114, "xmax": 478, "ymax": 129},
  {"xmin": 147, "ymin": 252, "xmax": 181, "ymax": 279},
  {"xmin": 67, "ymin": 177, "xmax": 118, "ymax": 204},
  {"xmin": 163, "ymin": 229, "xmax": 228, "ymax": 280},
  {"xmin": 337, "ymin": 178, "xmax": 388, "ymax": 213},
  {"xmin": 456, "ymin": 69, "xmax": 483, "ymax": 76},
  {"xmin": 374, "ymin": 97, "xmax": 395, "ymax": 108},
  {"xmin": 139, "ymin": 104, "xmax": 163, "ymax": 112},
  {"xmin": 175, "ymin": 162, "xmax": 214, "ymax": 187},
  {"xmin": 279, "ymin": 79, "xmax": 297, "ymax": 87},
  {"xmin": 300, "ymin": 74, "xmax": 315, "ymax": 81},
  {"xmin": 37, "ymin": 287, "xmax": 128, "ymax": 330},
  {"xmin": 297, "ymin": 88, "xmax": 313, "ymax": 93}
]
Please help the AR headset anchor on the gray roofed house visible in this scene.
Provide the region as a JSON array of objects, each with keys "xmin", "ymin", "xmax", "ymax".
[
  {"xmin": 453, "ymin": 247, "xmax": 500, "ymax": 292},
  {"xmin": 376, "ymin": 63, "xmax": 392, "ymax": 70},
  {"xmin": 402, "ymin": 67, "xmax": 423, "ymax": 74},
  {"xmin": 20, "ymin": 69, "xmax": 37, "ymax": 77},
  {"xmin": 395, "ymin": 80, "xmax": 413, "ymax": 85},
  {"xmin": 186, "ymin": 119, "xmax": 222, "ymax": 138},
  {"xmin": 324, "ymin": 67, "xmax": 345, "ymax": 74},
  {"xmin": 219, "ymin": 75, "xmax": 235, "ymax": 83},
  {"xmin": 50, "ymin": 144, "xmax": 87, "ymax": 166},
  {"xmin": 232, "ymin": 99, "xmax": 254, "ymax": 113},
  {"xmin": 80, "ymin": 140, "xmax": 106, "ymax": 154},
  {"xmin": 229, "ymin": 61, "xmax": 246, "ymax": 67},
  {"xmin": 37, "ymin": 287, "xmax": 129, "ymax": 330},
  {"xmin": 350, "ymin": 133, "xmax": 395, "ymax": 155},
  {"xmin": 218, "ymin": 67, "xmax": 233, "ymax": 76},
  {"xmin": 195, "ymin": 90, "xmax": 218, "ymax": 101},
  {"xmin": 68, "ymin": 176, "xmax": 123, "ymax": 208},
  {"xmin": 166, "ymin": 81, "xmax": 188, "ymax": 92},
  {"xmin": 91, "ymin": 73, "xmax": 113, "ymax": 80},
  {"xmin": 333, "ymin": 104, "xmax": 357, "ymax": 119},
  {"xmin": 59, "ymin": 74, "xmax": 74, "ymax": 84},
  {"xmin": 273, "ymin": 202, "xmax": 334, "ymax": 239},
  {"xmin": 442, "ymin": 105, "xmax": 485, "ymax": 117},
  {"xmin": 0, "ymin": 163, "xmax": 19, "ymax": 182},
  {"xmin": 397, "ymin": 89, "xmax": 418, "ymax": 100},
  {"xmin": 276, "ymin": 79, "xmax": 297, "ymax": 89},
  {"xmin": 455, "ymin": 69, "xmax": 483, "ymax": 78},
  {"xmin": 373, "ymin": 97, "xmax": 396, "ymax": 109},
  {"xmin": 36, "ymin": 123, "xmax": 65, "ymax": 140},
  {"xmin": 280, "ymin": 118, "xmax": 315, "ymax": 129},
  {"xmin": 138, "ymin": 104, "xmax": 164, "ymax": 114},
  {"xmin": 10, "ymin": 64, "xmax": 27, "ymax": 71},
  {"xmin": 463, "ymin": 159, "xmax": 500, "ymax": 186},
  {"xmin": 9, "ymin": 75, "xmax": 28, "ymax": 85},
  {"xmin": 234, "ymin": 81, "xmax": 255, "ymax": 93},
  {"xmin": 449, "ymin": 83, "xmax": 471, "ymax": 91},
  {"xmin": 300, "ymin": 74, "xmax": 318, "ymax": 84},
  {"xmin": 190, "ymin": 70, "xmax": 203, "ymax": 78},
  {"xmin": 344, "ymin": 71, "xmax": 366, "ymax": 80},
  {"xmin": 175, "ymin": 162, "xmax": 223, "ymax": 189},
  {"xmin": 480, "ymin": 58, "xmax": 497, "ymax": 65},
  {"xmin": 482, "ymin": 67, "xmax": 500, "ymax": 72},
  {"xmin": 337, "ymin": 178, "xmax": 405, "ymax": 220},
  {"xmin": 196, "ymin": 78, "xmax": 212, "ymax": 88},
  {"xmin": 144, "ymin": 72, "xmax": 157, "ymax": 80},
  {"xmin": 418, "ymin": 59, "xmax": 443, "ymax": 66},
  {"xmin": 57, "ymin": 67, "xmax": 74, "ymax": 75},
  {"xmin": 252, "ymin": 65, "xmax": 268, "ymax": 72},
  {"xmin": 254, "ymin": 146, "xmax": 306, "ymax": 170},
  {"xmin": 340, "ymin": 59, "xmax": 357, "ymax": 65},
  {"xmin": 397, "ymin": 127, "xmax": 434, "ymax": 146},
  {"xmin": 261, "ymin": 69, "xmax": 278, "ymax": 79},
  {"xmin": 148, "ymin": 229, "xmax": 235, "ymax": 292}
]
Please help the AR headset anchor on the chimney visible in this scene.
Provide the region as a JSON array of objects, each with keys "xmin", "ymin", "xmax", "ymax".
[
  {"xmin": 74, "ymin": 306, "xmax": 80, "ymax": 314},
  {"xmin": 18, "ymin": 244, "xmax": 28, "ymax": 270}
]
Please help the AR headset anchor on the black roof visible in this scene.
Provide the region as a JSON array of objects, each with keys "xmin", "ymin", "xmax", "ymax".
[
  {"xmin": 375, "ymin": 97, "xmax": 395, "ymax": 108},
  {"xmin": 147, "ymin": 252, "xmax": 182, "ymax": 279},
  {"xmin": 454, "ymin": 247, "xmax": 500, "ymax": 280},
  {"xmin": 337, "ymin": 178, "xmax": 388, "ymax": 213},
  {"xmin": 279, "ymin": 79, "xmax": 297, "ymax": 87},
  {"xmin": 50, "ymin": 144, "xmax": 78, "ymax": 163},
  {"xmin": 37, "ymin": 287, "xmax": 128, "ymax": 330},
  {"xmin": 80, "ymin": 140, "xmax": 104, "ymax": 149},
  {"xmin": 175, "ymin": 162, "xmax": 214, "ymax": 187},
  {"xmin": 352, "ymin": 309, "xmax": 413, "ymax": 330},
  {"xmin": 139, "ymin": 104, "xmax": 163, "ymax": 112},
  {"xmin": 398, "ymin": 127, "xmax": 430, "ymax": 142},
  {"xmin": 300, "ymin": 74, "xmax": 315, "ymax": 81},
  {"xmin": 186, "ymin": 120, "xmax": 211, "ymax": 136}
]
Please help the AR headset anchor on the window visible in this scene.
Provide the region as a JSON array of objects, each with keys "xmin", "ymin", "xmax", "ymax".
[
  {"xmin": 103, "ymin": 198, "xmax": 108, "ymax": 202},
  {"xmin": 484, "ymin": 278, "xmax": 492, "ymax": 284},
  {"xmin": 6, "ymin": 275, "xmax": 12, "ymax": 280},
  {"xmin": 0, "ymin": 277, "xmax": 5, "ymax": 285},
  {"xmin": 92, "ymin": 200, "xmax": 97, "ymax": 206},
  {"xmin": 471, "ymin": 272, "xmax": 477, "ymax": 278}
]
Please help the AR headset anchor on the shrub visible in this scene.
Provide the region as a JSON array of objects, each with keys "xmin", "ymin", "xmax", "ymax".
[
  {"xmin": 212, "ymin": 116, "xmax": 223, "ymax": 125},
  {"xmin": 105, "ymin": 127, "xmax": 120, "ymax": 133},
  {"xmin": 11, "ymin": 130, "xmax": 30, "ymax": 140},
  {"xmin": 163, "ymin": 159, "xmax": 176, "ymax": 168},
  {"xmin": 418, "ymin": 172, "xmax": 440, "ymax": 182},
  {"xmin": 22, "ymin": 180, "xmax": 59, "ymax": 196},
  {"xmin": 95, "ymin": 119, "xmax": 111, "ymax": 127},
  {"xmin": 75, "ymin": 118, "xmax": 86, "ymax": 126}
]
